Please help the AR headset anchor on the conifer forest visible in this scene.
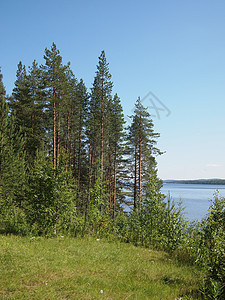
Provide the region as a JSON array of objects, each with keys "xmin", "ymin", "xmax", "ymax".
[
  {"xmin": 0, "ymin": 43, "xmax": 225, "ymax": 298},
  {"xmin": 0, "ymin": 43, "xmax": 163, "ymax": 236}
]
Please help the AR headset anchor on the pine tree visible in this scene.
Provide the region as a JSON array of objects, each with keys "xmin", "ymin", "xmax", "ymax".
[
  {"xmin": 9, "ymin": 61, "xmax": 46, "ymax": 164},
  {"xmin": 10, "ymin": 61, "xmax": 29, "ymax": 129},
  {"xmin": 89, "ymin": 51, "xmax": 113, "ymax": 177},
  {"xmin": 1, "ymin": 113, "xmax": 26, "ymax": 208},
  {"xmin": 0, "ymin": 67, "xmax": 6, "ymax": 103},
  {"xmin": 73, "ymin": 79, "xmax": 89, "ymax": 190},
  {"xmin": 26, "ymin": 60, "xmax": 46, "ymax": 160},
  {"xmin": 42, "ymin": 43, "xmax": 69, "ymax": 169},
  {"xmin": 0, "ymin": 69, "xmax": 26, "ymax": 234},
  {"xmin": 0, "ymin": 69, "xmax": 8, "ymax": 185},
  {"xmin": 65, "ymin": 76, "xmax": 89, "ymax": 188},
  {"xmin": 128, "ymin": 97, "xmax": 162, "ymax": 212},
  {"xmin": 107, "ymin": 93, "xmax": 125, "ymax": 218},
  {"xmin": 0, "ymin": 70, "xmax": 27, "ymax": 233}
]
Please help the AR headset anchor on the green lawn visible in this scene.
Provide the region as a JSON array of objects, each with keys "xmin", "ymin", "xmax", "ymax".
[{"xmin": 0, "ymin": 235, "xmax": 203, "ymax": 299}]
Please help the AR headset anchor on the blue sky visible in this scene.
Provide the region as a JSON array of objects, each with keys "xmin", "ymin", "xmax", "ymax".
[{"xmin": 1, "ymin": 0, "xmax": 225, "ymax": 179}]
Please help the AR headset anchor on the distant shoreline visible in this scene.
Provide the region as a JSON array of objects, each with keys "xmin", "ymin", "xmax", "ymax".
[{"xmin": 163, "ymin": 179, "xmax": 225, "ymax": 185}]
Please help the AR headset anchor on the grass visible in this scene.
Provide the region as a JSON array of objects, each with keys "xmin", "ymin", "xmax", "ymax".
[{"xmin": 0, "ymin": 235, "xmax": 203, "ymax": 299}]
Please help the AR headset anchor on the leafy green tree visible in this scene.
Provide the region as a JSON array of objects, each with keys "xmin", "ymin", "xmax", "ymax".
[
  {"xmin": 26, "ymin": 146, "xmax": 76, "ymax": 235},
  {"xmin": 199, "ymin": 193, "xmax": 225, "ymax": 299},
  {"xmin": 88, "ymin": 174, "xmax": 107, "ymax": 230}
]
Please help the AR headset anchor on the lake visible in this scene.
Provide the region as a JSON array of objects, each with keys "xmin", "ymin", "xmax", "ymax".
[{"xmin": 161, "ymin": 183, "xmax": 225, "ymax": 221}]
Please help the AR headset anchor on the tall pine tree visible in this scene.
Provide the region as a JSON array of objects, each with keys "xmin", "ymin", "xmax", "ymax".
[
  {"xmin": 128, "ymin": 97, "xmax": 162, "ymax": 212},
  {"xmin": 107, "ymin": 93, "xmax": 125, "ymax": 217},
  {"xmin": 89, "ymin": 51, "xmax": 113, "ymax": 178},
  {"xmin": 42, "ymin": 42, "xmax": 69, "ymax": 169},
  {"xmin": 0, "ymin": 68, "xmax": 8, "ymax": 186}
]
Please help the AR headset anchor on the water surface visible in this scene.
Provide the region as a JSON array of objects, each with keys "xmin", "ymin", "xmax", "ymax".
[{"xmin": 161, "ymin": 183, "xmax": 225, "ymax": 221}]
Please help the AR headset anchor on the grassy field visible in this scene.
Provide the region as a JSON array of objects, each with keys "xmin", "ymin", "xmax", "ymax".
[{"xmin": 0, "ymin": 235, "xmax": 203, "ymax": 299}]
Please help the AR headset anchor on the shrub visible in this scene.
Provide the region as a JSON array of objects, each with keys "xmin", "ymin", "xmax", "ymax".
[{"xmin": 200, "ymin": 193, "xmax": 225, "ymax": 299}]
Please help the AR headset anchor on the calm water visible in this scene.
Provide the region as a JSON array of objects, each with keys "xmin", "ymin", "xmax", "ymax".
[{"xmin": 161, "ymin": 183, "xmax": 225, "ymax": 221}]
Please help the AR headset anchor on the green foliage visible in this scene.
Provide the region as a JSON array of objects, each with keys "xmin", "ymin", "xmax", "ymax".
[
  {"xmin": 0, "ymin": 85, "xmax": 8, "ymax": 187},
  {"xmin": 127, "ymin": 97, "xmax": 162, "ymax": 211},
  {"xmin": 198, "ymin": 193, "xmax": 225, "ymax": 299},
  {"xmin": 87, "ymin": 174, "xmax": 112, "ymax": 236},
  {"xmin": 0, "ymin": 73, "xmax": 29, "ymax": 235},
  {"xmin": 201, "ymin": 277, "xmax": 224, "ymax": 300},
  {"xmin": 26, "ymin": 148, "xmax": 76, "ymax": 236},
  {"xmin": 0, "ymin": 123, "xmax": 26, "ymax": 206},
  {"xmin": 0, "ymin": 114, "xmax": 27, "ymax": 235},
  {"xmin": 6, "ymin": 61, "xmax": 46, "ymax": 165},
  {"xmin": 126, "ymin": 169, "xmax": 188, "ymax": 251},
  {"xmin": 179, "ymin": 193, "xmax": 225, "ymax": 299},
  {"xmin": 113, "ymin": 180, "xmax": 187, "ymax": 252},
  {"xmin": 1, "ymin": 206, "xmax": 29, "ymax": 235}
]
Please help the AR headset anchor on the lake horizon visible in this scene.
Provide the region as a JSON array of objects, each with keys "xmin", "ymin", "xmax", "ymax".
[{"xmin": 161, "ymin": 182, "xmax": 225, "ymax": 222}]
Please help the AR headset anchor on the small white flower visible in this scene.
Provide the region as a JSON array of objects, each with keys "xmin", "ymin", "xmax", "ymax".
[
  {"xmin": 96, "ymin": 239, "xmax": 100, "ymax": 242},
  {"xmin": 100, "ymin": 290, "xmax": 103, "ymax": 294}
]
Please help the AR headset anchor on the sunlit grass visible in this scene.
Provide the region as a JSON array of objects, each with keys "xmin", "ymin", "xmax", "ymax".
[{"xmin": 0, "ymin": 235, "xmax": 203, "ymax": 299}]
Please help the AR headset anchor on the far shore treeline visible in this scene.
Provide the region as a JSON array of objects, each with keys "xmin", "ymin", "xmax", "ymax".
[
  {"xmin": 0, "ymin": 43, "xmax": 225, "ymax": 299},
  {"xmin": 164, "ymin": 179, "xmax": 225, "ymax": 184}
]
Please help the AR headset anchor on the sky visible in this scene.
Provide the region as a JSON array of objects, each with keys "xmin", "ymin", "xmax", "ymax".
[{"xmin": 1, "ymin": 0, "xmax": 225, "ymax": 180}]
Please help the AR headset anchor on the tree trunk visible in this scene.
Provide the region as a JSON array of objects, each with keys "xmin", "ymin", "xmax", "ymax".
[
  {"xmin": 0, "ymin": 131, "xmax": 3, "ymax": 184},
  {"xmin": 66, "ymin": 111, "xmax": 69, "ymax": 154},
  {"xmin": 87, "ymin": 141, "xmax": 93, "ymax": 222},
  {"xmin": 113, "ymin": 143, "xmax": 117, "ymax": 219},
  {"xmin": 69, "ymin": 106, "xmax": 73, "ymax": 168},
  {"xmin": 138, "ymin": 136, "xmax": 142, "ymax": 211},
  {"xmin": 100, "ymin": 96, "xmax": 104, "ymax": 176},
  {"xmin": 108, "ymin": 153, "xmax": 112, "ymax": 214},
  {"xmin": 57, "ymin": 110, "xmax": 60, "ymax": 167},
  {"xmin": 32, "ymin": 88, "xmax": 35, "ymax": 135},
  {"xmin": 134, "ymin": 144, "xmax": 137, "ymax": 210},
  {"xmin": 53, "ymin": 91, "xmax": 56, "ymax": 169},
  {"xmin": 78, "ymin": 118, "xmax": 82, "ymax": 191}
]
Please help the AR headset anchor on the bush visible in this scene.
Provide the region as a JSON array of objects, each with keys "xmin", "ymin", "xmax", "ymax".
[
  {"xmin": 200, "ymin": 193, "xmax": 225, "ymax": 299},
  {"xmin": 26, "ymin": 149, "xmax": 77, "ymax": 236},
  {"xmin": 2, "ymin": 206, "xmax": 29, "ymax": 236}
]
